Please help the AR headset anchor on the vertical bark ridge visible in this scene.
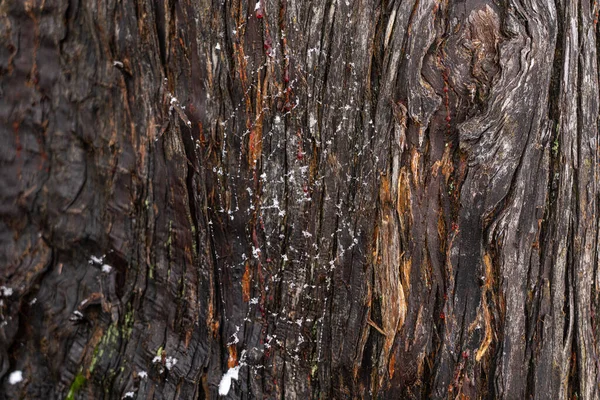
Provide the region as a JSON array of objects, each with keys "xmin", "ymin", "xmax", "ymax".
[{"xmin": 1, "ymin": 0, "xmax": 599, "ymax": 399}]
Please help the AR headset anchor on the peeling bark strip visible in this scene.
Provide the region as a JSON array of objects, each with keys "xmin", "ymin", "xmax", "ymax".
[{"xmin": 0, "ymin": 0, "xmax": 599, "ymax": 398}]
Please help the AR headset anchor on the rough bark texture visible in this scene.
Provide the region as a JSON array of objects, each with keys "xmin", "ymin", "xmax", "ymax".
[{"xmin": 1, "ymin": 0, "xmax": 599, "ymax": 398}]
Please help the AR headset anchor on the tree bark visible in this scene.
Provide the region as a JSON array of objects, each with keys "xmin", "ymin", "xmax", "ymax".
[{"xmin": 1, "ymin": 0, "xmax": 599, "ymax": 398}]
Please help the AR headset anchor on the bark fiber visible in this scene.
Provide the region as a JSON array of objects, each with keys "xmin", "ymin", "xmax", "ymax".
[{"xmin": 1, "ymin": 0, "xmax": 599, "ymax": 398}]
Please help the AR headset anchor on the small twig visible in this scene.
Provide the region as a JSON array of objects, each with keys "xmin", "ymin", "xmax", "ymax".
[{"xmin": 367, "ymin": 318, "xmax": 386, "ymax": 336}]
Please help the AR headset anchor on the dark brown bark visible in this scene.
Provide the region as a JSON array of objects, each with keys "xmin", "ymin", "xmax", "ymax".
[{"xmin": 1, "ymin": 0, "xmax": 599, "ymax": 398}]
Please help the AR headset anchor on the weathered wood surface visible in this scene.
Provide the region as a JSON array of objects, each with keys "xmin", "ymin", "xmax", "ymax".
[{"xmin": 1, "ymin": 0, "xmax": 599, "ymax": 398}]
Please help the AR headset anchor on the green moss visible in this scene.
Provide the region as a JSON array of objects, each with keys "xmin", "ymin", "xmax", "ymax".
[
  {"xmin": 311, "ymin": 322, "xmax": 318, "ymax": 340},
  {"xmin": 179, "ymin": 278, "xmax": 185, "ymax": 297},
  {"xmin": 552, "ymin": 123, "xmax": 560, "ymax": 157},
  {"xmin": 88, "ymin": 344, "xmax": 103, "ymax": 374},
  {"xmin": 123, "ymin": 305, "xmax": 135, "ymax": 339},
  {"xmin": 166, "ymin": 221, "xmax": 173, "ymax": 248},
  {"xmin": 103, "ymin": 368, "xmax": 118, "ymax": 397},
  {"xmin": 552, "ymin": 138, "xmax": 559, "ymax": 157},
  {"xmin": 448, "ymin": 181, "xmax": 454, "ymax": 195},
  {"xmin": 88, "ymin": 322, "xmax": 119, "ymax": 375},
  {"xmin": 65, "ymin": 372, "xmax": 86, "ymax": 400}
]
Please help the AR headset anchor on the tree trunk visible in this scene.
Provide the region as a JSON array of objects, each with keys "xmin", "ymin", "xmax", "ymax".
[{"xmin": 1, "ymin": 0, "xmax": 599, "ymax": 398}]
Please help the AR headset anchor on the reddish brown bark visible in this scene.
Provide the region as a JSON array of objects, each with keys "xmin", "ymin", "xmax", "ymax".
[{"xmin": 1, "ymin": 0, "xmax": 599, "ymax": 399}]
